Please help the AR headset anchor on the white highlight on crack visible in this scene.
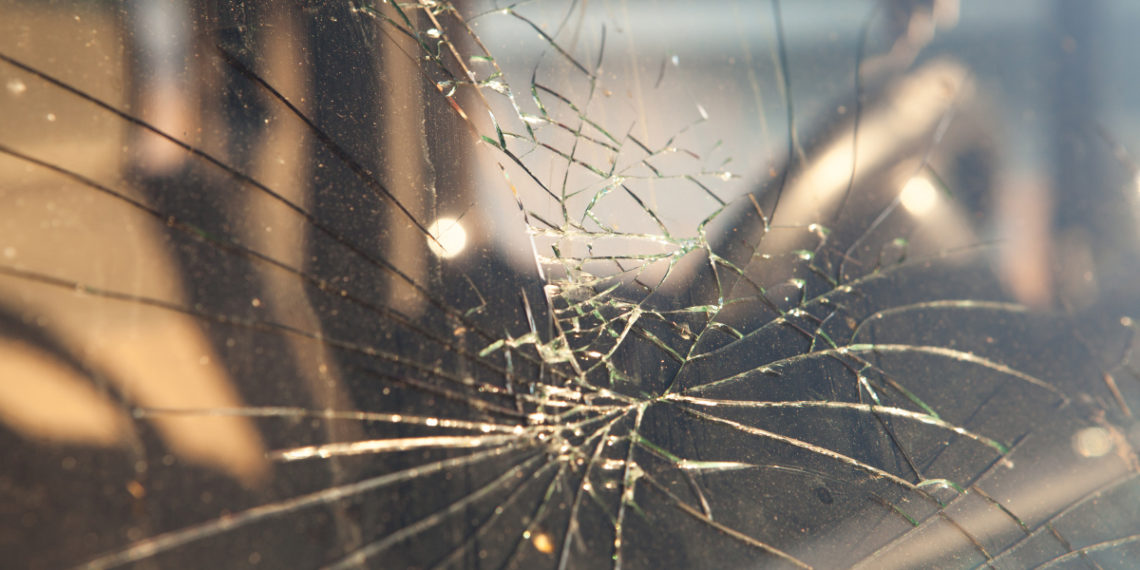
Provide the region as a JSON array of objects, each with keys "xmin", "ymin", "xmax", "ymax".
[
  {"xmin": 269, "ymin": 434, "xmax": 517, "ymax": 461},
  {"xmin": 426, "ymin": 216, "xmax": 468, "ymax": 258}
]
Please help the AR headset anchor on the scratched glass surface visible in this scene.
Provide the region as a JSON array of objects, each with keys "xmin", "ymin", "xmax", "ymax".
[{"xmin": 3, "ymin": 1, "xmax": 1140, "ymax": 568}]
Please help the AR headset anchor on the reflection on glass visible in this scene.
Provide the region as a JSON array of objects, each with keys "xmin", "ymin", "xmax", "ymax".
[{"xmin": 899, "ymin": 175, "xmax": 939, "ymax": 216}]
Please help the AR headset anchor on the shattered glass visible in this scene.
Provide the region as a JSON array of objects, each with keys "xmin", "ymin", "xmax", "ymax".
[{"xmin": 3, "ymin": 0, "xmax": 1140, "ymax": 568}]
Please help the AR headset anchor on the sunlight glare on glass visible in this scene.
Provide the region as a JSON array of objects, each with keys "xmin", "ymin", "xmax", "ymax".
[
  {"xmin": 900, "ymin": 175, "xmax": 939, "ymax": 216},
  {"xmin": 1072, "ymin": 426, "xmax": 1113, "ymax": 458},
  {"xmin": 427, "ymin": 216, "xmax": 468, "ymax": 258}
]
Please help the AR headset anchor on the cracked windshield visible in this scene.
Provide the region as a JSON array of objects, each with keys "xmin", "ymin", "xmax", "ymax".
[{"xmin": 4, "ymin": 0, "xmax": 1140, "ymax": 568}]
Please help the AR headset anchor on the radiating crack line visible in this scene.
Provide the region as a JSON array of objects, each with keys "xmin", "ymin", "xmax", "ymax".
[
  {"xmin": 668, "ymin": 396, "xmax": 1009, "ymax": 454},
  {"xmin": 80, "ymin": 444, "xmax": 533, "ymax": 569},
  {"xmin": 322, "ymin": 452, "xmax": 547, "ymax": 569},
  {"xmin": 685, "ymin": 342, "xmax": 1066, "ymax": 404},
  {"xmin": 1037, "ymin": 534, "xmax": 1140, "ymax": 568},
  {"xmin": 678, "ymin": 405, "xmax": 918, "ymax": 490},
  {"xmin": 640, "ymin": 474, "xmax": 812, "ymax": 569}
]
